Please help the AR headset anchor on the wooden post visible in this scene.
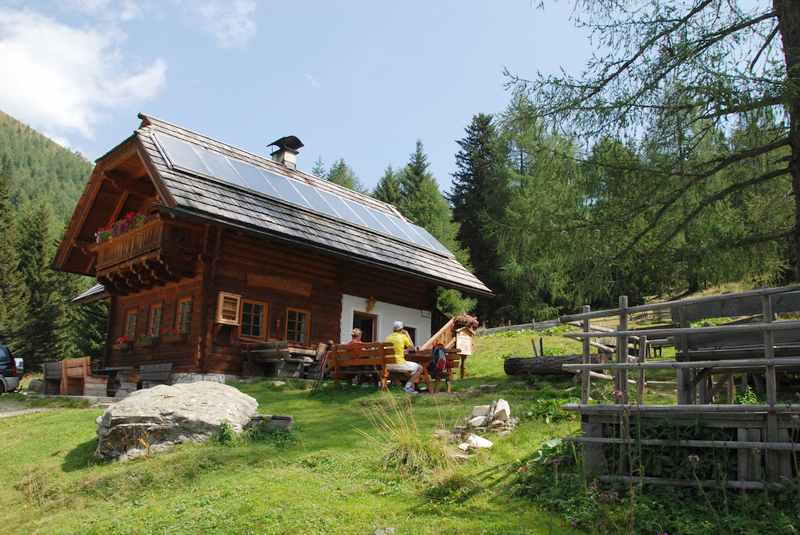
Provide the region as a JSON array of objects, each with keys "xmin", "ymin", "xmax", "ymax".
[
  {"xmin": 617, "ymin": 296, "xmax": 629, "ymax": 404},
  {"xmin": 581, "ymin": 305, "xmax": 591, "ymax": 404},
  {"xmin": 762, "ymin": 294, "xmax": 779, "ymax": 481},
  {"xmin": 677, "ymin": 305, "xmax": 692, "ymax": 404},
  {"xmin": 637, "ymin": 335, "xmax": 647, "ymax": 404}
]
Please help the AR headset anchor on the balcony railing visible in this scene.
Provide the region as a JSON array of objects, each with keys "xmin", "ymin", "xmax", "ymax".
[{"xmin": 94, "ymin": 218, "xmax": 164, "ymax": 272}]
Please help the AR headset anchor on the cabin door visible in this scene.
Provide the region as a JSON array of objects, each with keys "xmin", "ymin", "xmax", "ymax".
[{"xmin": 352, "ymin": 312, "xmax": 377, "ymax": 342}]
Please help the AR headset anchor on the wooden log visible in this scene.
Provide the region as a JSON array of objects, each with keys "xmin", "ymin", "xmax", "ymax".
[{"xmin": 503, "ymin": 355, "xmax": 589, "ymax": 376}]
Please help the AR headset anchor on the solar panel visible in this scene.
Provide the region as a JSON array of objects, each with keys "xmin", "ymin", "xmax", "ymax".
[{"xmin": 152, "ymin": 131, "xmax": 453, "ymax": 258}]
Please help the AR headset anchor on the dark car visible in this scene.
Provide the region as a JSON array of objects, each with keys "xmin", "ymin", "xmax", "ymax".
[{"xmin": 0, "ymin": 344, "xmax": 20, "ymax": 393}]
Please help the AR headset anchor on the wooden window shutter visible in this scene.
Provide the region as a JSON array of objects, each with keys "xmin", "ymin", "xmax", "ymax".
[{"xmin": 216, "ymin": 292, "xmax": 241, "ymax": 325}]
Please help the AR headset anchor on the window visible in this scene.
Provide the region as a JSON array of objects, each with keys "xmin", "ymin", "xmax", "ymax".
[
  {"xmin": 177, "ymin": 298, "xmax": 193, "ymax": 335},
  {"xmin": 148, "ymin": 304, "xmax": 162, "ymax": 337},
  {"xmin": 124, "ymin": 309, "xmax": 138, "ymax": 339},
  {"xmin": 286, "ymin": 308, "xmax": 310, "ymax": 343},
  {"xmin": 216, "ymin": 292, "xmax": 241, "ymax": 325},
  {"xmin": 241, "ymin": 300, "xmax": 267, "ymax": 340}
]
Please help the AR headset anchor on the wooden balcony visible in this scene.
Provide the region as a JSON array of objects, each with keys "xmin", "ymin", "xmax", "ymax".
[{"xmin": 92, "ymin": 216, "xmax": 202, "ymax": 295}]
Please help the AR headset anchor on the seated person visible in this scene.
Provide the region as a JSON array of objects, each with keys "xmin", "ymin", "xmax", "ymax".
[
  {"xmin": 385, "ymin": 321, "xmax": 421, "ymax": 394},
  {"xmin": 348, "ymin": 328, "xmax": 363, "ymax": 345}
]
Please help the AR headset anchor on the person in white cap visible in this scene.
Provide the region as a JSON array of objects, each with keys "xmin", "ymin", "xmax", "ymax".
[{"xmin": 385, "ymin": 320, "xmax": 420, "ymax": 394}]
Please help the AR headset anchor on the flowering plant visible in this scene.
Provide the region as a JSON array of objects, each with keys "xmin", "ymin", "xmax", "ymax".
[
  {"xmin": 94, "ymin": 211, "xmax": 156, "ymax": 243},
  {"xmin": 114, "ymin": 336, "xmax": 130, "ymax": 345}
]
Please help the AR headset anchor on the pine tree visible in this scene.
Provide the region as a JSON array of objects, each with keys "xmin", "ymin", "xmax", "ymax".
[
  {"xmin": 0, "ymin": 173, "xmax": 28, "ymax": 348},
  {"xmin": 326, "ymin": 158, "xmax": 365, "ymax": 192},
  {"xmin": 310, "ymin": 156, "xmax": 326, "ymax": 178},
  {"xmin": 373, "ymin": 165, "xmax": 403, "ymax": 206},
  {"xmin": 450, "ymin": 114, "xmax": 510, "ymax": 320},
  {"xmin": 396, "ymin": 141, "xmax": 476, "ymax": 316},
  {"xmin": 16, "ymin": 201, "xmax": 61, "ymax": 369}
]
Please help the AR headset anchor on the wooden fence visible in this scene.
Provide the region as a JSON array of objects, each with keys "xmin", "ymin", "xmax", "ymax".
[{"xmin": 560, "ymin": 285, "xmax": 800, "ymax": 488}]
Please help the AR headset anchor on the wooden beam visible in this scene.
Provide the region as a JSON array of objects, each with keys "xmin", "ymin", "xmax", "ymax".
[{"xmin": 103, "ymin": 170, "xmax": 154, "ymax": 198}]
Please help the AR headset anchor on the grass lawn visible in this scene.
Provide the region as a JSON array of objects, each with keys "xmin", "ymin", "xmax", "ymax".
[{"xmin": 1, "ymin": 331, "xmax": 598, "ymax": 535}]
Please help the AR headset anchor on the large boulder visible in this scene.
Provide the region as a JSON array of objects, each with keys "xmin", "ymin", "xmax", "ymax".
[{"xmin": 95, "ymin": 381, "xmax": 258, "ymax": 461}]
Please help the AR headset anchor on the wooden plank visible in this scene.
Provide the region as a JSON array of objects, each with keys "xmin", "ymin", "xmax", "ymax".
[
  {"xmin": 563, "ymin": 403, "xmax": 800, "ymax": 414},
  {"xmin": 559, "ymin": 284, "xmax": 800, "ymax": 322},
  {"xmin": 598, "ymin": 475, "xmax": 781, "ymax": 490},
  {"xmin": 564, "ymin": 320, "xmax": 800, "ymax": 339},
  {"xmin": 581, "ymin": 305, "xmax": 591, "ymax": 404},
  {"xmin": 763, "ymin": 294, "xmax": 779, "ymax": 481},
  {"xmin": 572, "ymin": 435, "xmax": 800, "ymax": 451},
  {"xmin": 617, "ymin": 296, "xmax": 629, "ymax": 404},
  {"xmin": 562, "ymin": 356, "xmax": 800, "ymax": 371}
]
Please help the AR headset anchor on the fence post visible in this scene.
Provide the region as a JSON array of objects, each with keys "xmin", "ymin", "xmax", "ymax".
[
  {"xmin": 677, "ymin": 305, "xmax": 692, "ymax": 404},
  {"xmin": 637, "ymin": 335, "xmax": 647, "ymax": 404},
  {"xmin": 617, "ymin": 295, "xmax": 629, "ymax": 404},
  {"xmin": 581, "ymin": 305, "xmax": 591, "ymax": 404},
  {"xmin": 762, "ymin": 294, "xmax": 779, "ymax": 481}
]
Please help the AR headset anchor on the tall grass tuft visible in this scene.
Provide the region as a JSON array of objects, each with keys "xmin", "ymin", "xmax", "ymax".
[{"xmin": 361, "ymin": 393, "xmax": 453, "ymax": 476}]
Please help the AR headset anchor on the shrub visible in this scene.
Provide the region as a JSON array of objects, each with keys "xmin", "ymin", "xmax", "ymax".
[{"xmin": 361, "ymin": 393, "xmax": 453, "ymax": 476}]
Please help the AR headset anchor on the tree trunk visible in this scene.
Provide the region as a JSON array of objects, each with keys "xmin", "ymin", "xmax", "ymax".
[
  {"xmin": 504, "ymin": 355, "xmax": 590, "ymax": 376},
  {"xmin": 775, "ymin": 0, "xmax": 800, "ymax": 280}
]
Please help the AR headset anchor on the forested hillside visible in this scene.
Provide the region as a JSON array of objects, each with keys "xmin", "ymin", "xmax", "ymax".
[
  {"xmin": 0, "ymin": 111, "xmax": 91, "ymax": 222},
  {"xmin": 0, "ymin": 110, "xmax": 105, "ymax": 369}
]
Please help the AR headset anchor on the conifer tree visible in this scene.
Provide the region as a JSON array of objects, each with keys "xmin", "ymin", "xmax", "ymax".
[
  {"xmin": 16, "ymin": 201, "xmax": 61, "ymax": 369},
  {"xmin": 373, "ymin": 165, "xmax": 403, "ymax": 206},
  {"xmin": 310, "ymin": 156, "xmax": 326, "ymax": 178},
  {"xmin": 0, "ymin": 173, "xmax": 28, "ymax": 348},
  {"xmin": 396, "ymin": 141, "xmax": 476, "ymax": 316},
  {"xmin": 450, "ymin": 114, "xmax": 510, "ymax": 319},
  {"xmin": 326, "ymin": 158, "xmax": 365, "ymax": 192}
]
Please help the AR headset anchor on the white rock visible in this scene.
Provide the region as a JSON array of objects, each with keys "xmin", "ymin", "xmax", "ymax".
[
  {"xmin": 468, "ymin": 415, "xmax": 488, "ymax": 428},
  {"xmin": 95, "ymin": 381, "xmax": 258, "ymax": 461},
  {"xmin": 466, "ymin": 434, "xmax": 493, "ymax": 449},
  {"xmin": 471, "ymin": 405, "xmax": 492, "ymax": 417},
  {"xmin": 493, "ymin": 399, "xmax": 511, "ymax": 421}
]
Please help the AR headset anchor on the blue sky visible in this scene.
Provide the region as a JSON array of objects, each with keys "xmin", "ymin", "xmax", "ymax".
[{"xmin": 0, "ymin": 0, "xmax": 591, "ymax": 190}]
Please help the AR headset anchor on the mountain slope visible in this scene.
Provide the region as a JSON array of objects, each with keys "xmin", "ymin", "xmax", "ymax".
[{"xmin": 0, "ymin": 111, "xmax": 92, "ymax": 223}]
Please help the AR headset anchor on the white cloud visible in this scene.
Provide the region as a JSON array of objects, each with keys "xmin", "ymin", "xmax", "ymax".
[
  {"xmin": 0, "ymin": 8, "xmax": 166, "ymax": 140},
  {"xmin": 305, "ymin": 73, "xmax": 321, "ymax": 88},
  {"xmin": 195, "ymin": 0, "xmax": 257, "ymax": 48},
  {"xmin": 61, "ymin": 0, "xmax": 142, "ymax": 21}
]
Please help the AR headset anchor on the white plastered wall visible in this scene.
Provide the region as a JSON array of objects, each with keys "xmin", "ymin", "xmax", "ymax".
[{"xmin": 340, "ymin": 293, "xmax": 431, "ymax": 344}]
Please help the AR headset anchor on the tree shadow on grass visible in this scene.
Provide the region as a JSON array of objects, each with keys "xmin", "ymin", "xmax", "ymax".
[{"xmin": 62, "ymin": 438, "xmax": 101, "ymax": 472}]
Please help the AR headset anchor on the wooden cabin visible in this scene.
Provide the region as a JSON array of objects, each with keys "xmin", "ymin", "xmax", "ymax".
[{"xmin": 54, "ymin": 114, "xmax": 492, "ymax": 378}]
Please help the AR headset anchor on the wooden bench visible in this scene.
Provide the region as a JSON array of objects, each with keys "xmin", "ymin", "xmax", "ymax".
[
  {"xmin": 330, "ymin": 342, "xmax": 396, "ymax": 390},
  {"xmin": 139, "ymin": 362, "xmax": 173, "ymax": 388}
]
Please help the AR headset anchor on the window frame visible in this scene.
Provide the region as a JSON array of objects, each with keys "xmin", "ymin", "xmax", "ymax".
[
  {"xmin": 124, "ymin": 308, "xmax": 138, "ymax": 339},
  {"xmin": 177, "ymin": 297, "xmax": 193, "ymax": 335},
  {"xmin": 147, "ymin": 303, "xmax": 163, "ymax": 337},
  {"xmin": 240, "ymin": 299, "xmax": 268, "ymax": 341},
  {"xmin": 285, "ymin": 307, "xmax": 311, "ymax": 344},
  {"xmin": 216, "ymin": 292, "xmax": 242, "ymax": 326}
]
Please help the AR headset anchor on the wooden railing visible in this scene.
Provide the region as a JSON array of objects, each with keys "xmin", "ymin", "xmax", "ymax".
[{"xmin": 94, "ymin": 218, "xmax": 164, "ymax": 271}]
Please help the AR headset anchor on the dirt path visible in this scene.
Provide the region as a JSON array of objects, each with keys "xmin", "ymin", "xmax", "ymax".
[{"xmin": 0, "ymin": 400, "xmax": 48, "ymax": 419}]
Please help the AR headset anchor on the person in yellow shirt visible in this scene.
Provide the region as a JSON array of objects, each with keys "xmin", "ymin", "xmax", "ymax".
[{"xmin": 385, "ymin": 321, "xmax": 420, "ymax": 394}]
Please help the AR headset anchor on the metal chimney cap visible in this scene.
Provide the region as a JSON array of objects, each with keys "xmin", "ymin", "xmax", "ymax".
[{"xmin": 268, "ymin": 135, "xmax": 304, "ymax": 153}]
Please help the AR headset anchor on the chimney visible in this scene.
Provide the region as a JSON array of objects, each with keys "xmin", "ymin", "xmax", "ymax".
[{"xmin": 268, "ymin": 135, "xmax": 304, "ymax": 169}]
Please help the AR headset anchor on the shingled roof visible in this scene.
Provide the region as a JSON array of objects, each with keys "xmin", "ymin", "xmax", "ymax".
[{"xmin": 133, "ymin": 114, "xmax": 492, "ymax": 296}]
